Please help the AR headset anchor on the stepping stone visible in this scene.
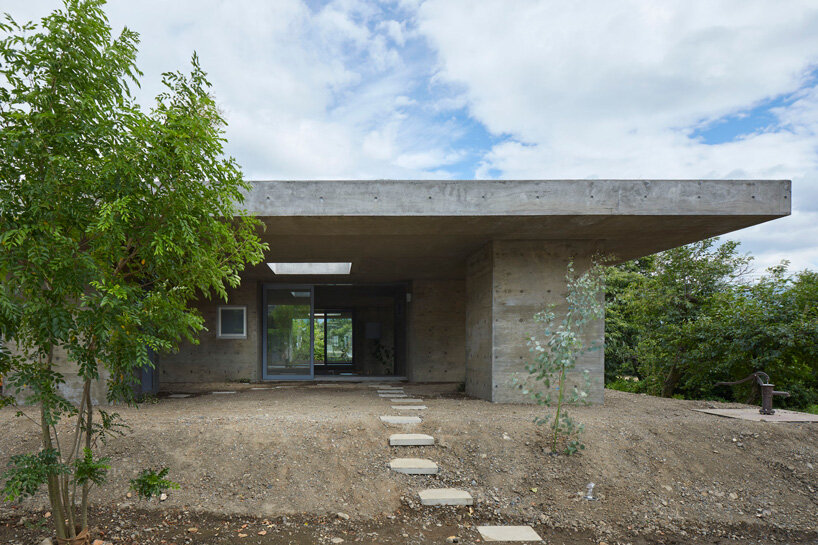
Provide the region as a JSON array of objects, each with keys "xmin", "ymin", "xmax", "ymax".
[
  {"xmin": 377, "ymin": 389, "xmax": 404, "ymax": 393},
  {"xmin": 389, "ymin": 433, "xmax": 434, "ymax": 446},
  {"xmin": 419, "ymin": 488, "xmax": 473, "ymax": 506},
  {"xmin": 476, "ymin": 526, "xmax": 542, "ymax": 542},
  {"xmin": 211, "ymin": 391, "xmax": 236, "ymax": 395},
  {"xmin": 391, "ymin": 405, "xmax": 426, "ymax": 410},
  {"xmin": 390, "ymin": 398, "xmax": 424, "ymax": 403},
  {"xmin": 389, "ymin": 458, "xmax": 438, "ymax": 474},
  {"xmin": 379, "ymin": 393, "xmax": 407, "ymax": 398},
  {"xmin": 168, "ymin": 394, "xmax": 191, "ymax": 399},
  {"xmin": 380, "ymin": 416, "xmax": 422, "ymax": 425}
]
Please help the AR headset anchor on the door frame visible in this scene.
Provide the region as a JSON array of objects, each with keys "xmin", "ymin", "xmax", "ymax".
[{"xmin": 261, "ymin": 283, "xmax": 315, "ymax": 381}]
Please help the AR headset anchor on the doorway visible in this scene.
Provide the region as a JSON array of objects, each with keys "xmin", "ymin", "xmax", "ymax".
[{"xmin": 261, "ymin": 283, "xmax": 406, "ymax": 380}]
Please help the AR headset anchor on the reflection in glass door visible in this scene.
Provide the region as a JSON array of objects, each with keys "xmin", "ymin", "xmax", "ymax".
[
  {"xmin": 313, "ymin": 310, "xmax": 353, "ymax": 368},
  {"xmin": 325, "ymin": 310, "xmax": 353, "ymax": 364},
  {"xmin": 262, "ymin": 286, "xmax": 313, "ymax": 379}
]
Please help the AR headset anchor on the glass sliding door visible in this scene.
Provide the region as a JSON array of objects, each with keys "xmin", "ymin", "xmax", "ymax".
[{"xmin": 262, "ymin": 285, "xmax": 314, "ymax": 379}]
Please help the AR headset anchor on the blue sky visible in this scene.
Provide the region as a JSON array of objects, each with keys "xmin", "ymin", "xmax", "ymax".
[{"xmin": 9, "ymin": 0, "xmax": 818, "ymax": 272}]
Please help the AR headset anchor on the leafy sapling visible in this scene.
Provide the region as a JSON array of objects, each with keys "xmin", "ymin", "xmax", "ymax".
[{"xmin": 518, "ymin": 261, "xmax": 606, "ymax": 455}]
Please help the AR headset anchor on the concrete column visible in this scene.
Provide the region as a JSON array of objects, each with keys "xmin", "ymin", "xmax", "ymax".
[{"xmin": 465, "ymin": 240, "xmax": 604, "ymax": 404}]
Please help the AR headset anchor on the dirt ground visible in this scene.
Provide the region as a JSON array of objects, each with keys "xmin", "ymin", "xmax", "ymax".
[{"xmin": 1, "ymin": 384, "xmax": 816, "ymax": 545}]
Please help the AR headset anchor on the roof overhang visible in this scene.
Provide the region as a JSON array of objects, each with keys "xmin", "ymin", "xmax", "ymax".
[{"xmin": 239, "ymin": 180, "xmax": 791, "ymax": 282}]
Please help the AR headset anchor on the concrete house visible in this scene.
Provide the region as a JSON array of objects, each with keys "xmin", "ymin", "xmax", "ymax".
[{"xmin": 153, "ymin": 179, "xmax": 790, "ymax": 403}]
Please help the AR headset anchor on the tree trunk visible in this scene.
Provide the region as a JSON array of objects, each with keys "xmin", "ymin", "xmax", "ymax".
[
  {"xmin": 81, "ymin": 380, "xmax": 92, "ymax": 530},
  {"xmin": 661, "ymin": 364, "xmax": 682, "ymax": 397},
  {"xmin": 41, "ymin": 405, "xmax": 69, "ymax": 539}
]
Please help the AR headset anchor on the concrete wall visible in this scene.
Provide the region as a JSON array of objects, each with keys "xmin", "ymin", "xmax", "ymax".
[
  {"xmin": 2, "ymin": 343, "xmax": 112, "ymax": 406},
  {"xmin": 465, "ymin": 240, "xmax": 604, "ymax": 404},
  {"xmin": 465, "ymin": 245, "xmax": 494, "ymax": 400},
  {"xmin": 355, "ymin": 305, "xmax": 396, "ymax": 376},
  {"xmin": 158, "ymin": 282, "xmax": 260, "ymax": 384},
  {"xmin": 407, "ymin": 280, "xmax": 466, "ymax": 383}
]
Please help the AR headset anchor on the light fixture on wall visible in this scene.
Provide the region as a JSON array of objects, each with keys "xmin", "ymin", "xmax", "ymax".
[{"xmin": 267, "ymin": 262, "xmax": 352, "ymax": 275}]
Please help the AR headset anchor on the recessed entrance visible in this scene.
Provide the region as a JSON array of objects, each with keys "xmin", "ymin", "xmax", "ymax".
[{"xmin": 261, "ymin": 283, "xmax": 406, "ymax": 380}]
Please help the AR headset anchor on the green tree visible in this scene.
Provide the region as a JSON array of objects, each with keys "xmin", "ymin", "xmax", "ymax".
[
  {"xmin": 628, "ymin": 239, "xmax": 751, "ymax": 397},
  {"xmin": 0, "ymin": 1, "xmax": 266, "ymax": 541},
  {"xmin": 704, "ymin": 265, "xmax": 818, "ymax": 406},
  {"xmin": 603, "ymin": 256, "xmax": 654, "ymax": 383},
  {"xmin": 604, "ymin": 239, "xmax": 818, "ymax": 409}
]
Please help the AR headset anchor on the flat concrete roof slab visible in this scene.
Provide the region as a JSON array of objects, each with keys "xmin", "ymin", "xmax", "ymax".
[
  {"xmin": 380, "ymin": 416, "xmax": 422, "ymax": 425},
  {"xmin": 476, "ymin": 526, "xmax": 542, "ymax": 542},
  {"xmin": 418, "ymin": 488, "xmax": 473, "ymax": 506},
  {"xmin": 391, "ymin": 405, "xmax": 426, "ymax": 410},
  {"xmin": 239, "ymin": 180, "xmax": 790, "ymax": 282},
  {"xmin": 389, "ymin": 458, "xmax": 438, "ymax": 474},
  {"xmin": 693, "ymin": 409, "xmax": 818, "ymax": 422},
  {"xmin": 246, "ymin": 180, "xmax": 789, "ymax": 217},
  {"xmin": 389, "ymin": 434, "xmax": 434, "ymax": 446}
]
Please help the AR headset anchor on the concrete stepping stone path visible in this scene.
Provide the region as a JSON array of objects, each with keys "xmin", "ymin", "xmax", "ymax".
[
  {"xmin": 476, "ymin": 526, "xmax": 542, "ymax": 542},
  {"xmin": 390, "ymin": 398, "xmax": 424, "ymax": 403},
  {"xmin": 389, "ymin": 458, "xmax": 438, "ymax": 474},
  {"xmin": 168, "ymin": 394, "xmax": 191, "ymax": 399},
  {"xmin": 211, "ymin": 391, "xmax": 236, "ymax": 395},
  {"xmin": 389, "ymin": 433, "xmax": 434, "ymax": 446},
  {"xmin": 391, "ymin": 405, "xmax": 426, "ymax": 410},
  {"xmin": 418, "ymin": 488, "xmax": 473, "ymax": 506},
  {"xmin": 380, "ymin": 415, "xmax": 422, "ymax": 425},
  {"xmin": 379, "ymin": 393, "xmax": 407, "ymax": 398},
  {"xmin": 377, "ymin": 390, "xmax": 404, "ymax": 394}
]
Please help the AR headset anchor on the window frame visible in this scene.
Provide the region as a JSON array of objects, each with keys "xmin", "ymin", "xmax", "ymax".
[{"xmin": 217, "ymin": 305, "xmax": 247, "ymax": 339}]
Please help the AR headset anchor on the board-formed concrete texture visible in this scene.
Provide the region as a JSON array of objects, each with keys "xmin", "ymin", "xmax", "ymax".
[
  {"xmin": 418, "ymin": 488, "xmax": 473, "ymax": 506},
  {"xmin": 389, "ymin": 434, "xmax": 435, "ymax": 446},
  {"xmin": 380, "ymin": 416, "xmax": 422, "ymax": 425},
  {"xmin": 693, "ymin": 408, "xmax": 818, "ymax": 422},
  {"xmin": 476, "ymin": 526, "xmax": 543, "ymax": 542},
  {"xmin": 389, "ymin": 458, "xmax": 439, "ymax": 474},
  {"xmin": 28, "ymin": 180, "xmax": 788, "ymax": 405}
]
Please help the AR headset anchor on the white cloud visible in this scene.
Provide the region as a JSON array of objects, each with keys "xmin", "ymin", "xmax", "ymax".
[
  {"xmin": 417, "ymin": 0, "xmax": 818, "ymax": 270},
  {"xmin": 7, "ymin": 0, "xmax": 461, "ymax": 180},
  {"xmin": 6, "ymin": 0, "xmax": 818, "ymax": 269}
]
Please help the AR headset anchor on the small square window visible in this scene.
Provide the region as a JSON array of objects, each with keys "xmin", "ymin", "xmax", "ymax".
[{"xmin": 218, "ymin": 306, "xmax": 247, "ymax": 339}]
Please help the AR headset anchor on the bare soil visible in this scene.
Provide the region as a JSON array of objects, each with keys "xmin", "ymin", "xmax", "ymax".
[{"xmin": 1, "ymin": 384, "xmax": 816, "ymax": 545}]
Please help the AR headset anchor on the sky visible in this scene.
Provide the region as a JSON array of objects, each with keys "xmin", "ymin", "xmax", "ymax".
[{"xmin": 8, "ymin": 0, "xmax": 818, "ymax": 273}]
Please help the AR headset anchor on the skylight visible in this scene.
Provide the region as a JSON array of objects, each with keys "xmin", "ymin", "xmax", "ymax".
[{"xmin": 268, "ymin": 262, "xmax": 352, "ymax": 275}]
